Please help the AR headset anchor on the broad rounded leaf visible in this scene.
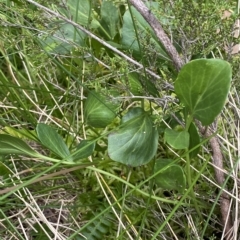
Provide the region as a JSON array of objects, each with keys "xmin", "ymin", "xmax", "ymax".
[
  {"xmin": 121, "ymin": 107, "xmax": 143, "ymax": 123},
  {"xmin": 174, "ymin": 59, "xmax": 232, "ymax": 126},
  {"xmin": 108, "ymin": 108, "xmax": 159, "ymax": 167},
  {"xmin": 164, "ymin": 129, "xmax": 189, "ymax": 150},
  {"xmin": 84, "ymin": 91, "xmax": 120, "ymax": 128},
  {"xmin": 154, "ymin": 159, "xmax": 186, "ymax": 193},
  {"xmin": 36, "ymin": 123, "xmax": 72, "ymax": 161}
]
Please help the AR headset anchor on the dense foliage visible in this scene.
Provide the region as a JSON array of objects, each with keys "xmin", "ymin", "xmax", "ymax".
[{"xmin": 0, "ymin": 0, "xmax": 239, "ymax": 239}]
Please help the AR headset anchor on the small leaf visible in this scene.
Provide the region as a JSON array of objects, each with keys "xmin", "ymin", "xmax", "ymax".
[
  {"xmin": 84, "ymin": 91, "xmax": 120, "ymax": 128},
  {"xmin": 36, "ymin": 124, "xmax": 72, "ymax": 160},
  {"xmin": 127, "ymin": 72, "xmax": 159, "ymax": 98},
  {"xmin": 108, "ymin": 108, "xmax": 159, "ymax": 167},
  {"xmin": 144, "ymin": 79, "xmax": 160, "ymax": 97},
  {"xmin": 188, "ymin": 122, "xmax": 200, "ymax": 158},
  {"xmin": 128, "ymin": 72, "xmax": 144, "ymax": 96},
  {"xmin": 0, "ymin": 134, "xmax": 38, "ymax": 156},
  {"xmin": 72, "ymin": 140, "xmax": 95, "ymax": 161},
  {"xmin": 174, "ymin": 59, "xmax": 232, "ymax": 126},
  {"xmin": 154, "ymin": 159, "xmax": 186, "ymax": 193},
  {"xmin": 164, "ymin": 129, "xmax": 189, "ymax": 149}
]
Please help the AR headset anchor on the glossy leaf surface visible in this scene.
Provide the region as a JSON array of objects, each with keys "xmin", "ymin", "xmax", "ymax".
[
  {"xmin": 84, "ymin": 91, "xmax": 120, "ymax": 128},
  {"xmin": 164, "ymin": 129, "xmax": 189, "ymax": 149},
  {"xmin": 154, "ymin": 159, "xmax": 186, "ymax": 193},
  {"xmin": 108, "ymin": 108, "xmax": 158, "ymax": 167},
  {"xmin": 174, "ymin": 59, "xmax": 232, "ymax": 126}
]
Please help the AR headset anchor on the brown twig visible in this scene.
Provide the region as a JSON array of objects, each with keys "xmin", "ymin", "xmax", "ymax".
[
  {"xmin": 128, "ymin": 0, "xmax": 184, "ymax": 71},
  {"xmin": 198, "ymin": 125, "xmax": 233, "ymax": 239},
  {"xmin": 26, "ymin": 0, "xmax": 162, "ymax": 81},
  {"xmin": 129, "ymin": 0, "xmax": 233, "ymax": 237}
]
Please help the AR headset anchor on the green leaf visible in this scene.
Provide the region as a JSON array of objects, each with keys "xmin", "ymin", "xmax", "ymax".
[
  {"xmin": 64, "ymin": 0, "xmax": 90, "ymax": 26},
  {"xmin": 164, "ymin": 129, "xmax": 189, "ymax": 149},
  {"xmin": 53, "ymin": 0, "xmax": 90, "ymax": 53},
  {"xmin": 144, "ymin": 78, "xmax": 160, "ymax": 97},
  {"xmin": 0, "ymin": 134, "xmax": 38, "ymax": 156},
  {"xmin": 30, "ymin": 223, "xmax": 53, "ymax": 240},
  {"xmin": 36, "ymin": 124, "xmax": 72, "ymax": 161},
  {"xmin": 9, "ymin": 0, "xmax": 24, "ymax": 6},
  {"xmin": 39, "ymin": 23, "xmax": 86, "ymax": 54},
  {"xmin": 0, "ymin": 162, "xmax": 11, "ymax": 176},
  {"xmin": 84, "ymin": 91, "xmax": 120, "ymax": 128},
  {"xmin": 127, "ymin": 72, "xmax": 159, "ymax": 97},
  {"xmin": 4, "ymin": 126, "xmax": 38, "ymax": 141},
  {"xmin": 174, "ymin": 59, "xmax": 232, "ymax": 126},
  {"xmin": 121, "ymin": 5, "xmax": 169, "ymax": 60},
  {"xmin": 108, "ymin": 108, "xmax": 159, "ymax": 167},
  {"xmin": 72, "ymin": 140, "xmax": 95, "ymax": 161},
  {"xmin": 154, "ymin": 159, "xmax": 186, "ymax": 193},
  {"xmin": 99, "ymin": 1, "xmax": 119, "ymax": 40},
  {"xmin": 127, "ymin": 72, "xmax": 144, "ymax": 96},
  {"xmin": 188, "ymin": 122, "xmax": 200, "ymax": 158},
  {"xmin": 121, "ymin": 107, "xmax": 143, "ymax": 123}
]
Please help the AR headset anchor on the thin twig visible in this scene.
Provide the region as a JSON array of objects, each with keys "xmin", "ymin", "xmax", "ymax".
[
  {"xmin": 128, "ymin": 0, "xmax": 184, "ymax": 71},
  {"xmin": 197, "ymin": 123, "xmax": 233, "ymax": 239},
  {"xmin": 25, "ymin": 0, "xmax": 162, "ymax": 81}
]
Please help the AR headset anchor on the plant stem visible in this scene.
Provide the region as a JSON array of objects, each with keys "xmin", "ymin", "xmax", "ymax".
[
  {"xmin": 185, "ymin": 115, "xmax": 203, "ymax": 220},
  {"xmin": 186, "ymin": 152, "xmax": 203, "ymax": 220}
]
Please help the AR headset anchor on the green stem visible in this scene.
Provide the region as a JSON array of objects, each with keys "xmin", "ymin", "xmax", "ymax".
[
  {"xmin": 185, "ymin": 115, "xmax": 193, "ymax": 131},
  {"xmin": 186, "ymin": 152, "xmax": 203, "ymax": 220},
  {"xmin": 141, "ymin": 98, "xmax": 144, "ymax": 110},
  {"xmin": 151, "ymin": 153, "xmax": 209, "ymax": 240},
  {"xmin": 185, "ymin": 114, "xmax": 203, "ymax": 220}
]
